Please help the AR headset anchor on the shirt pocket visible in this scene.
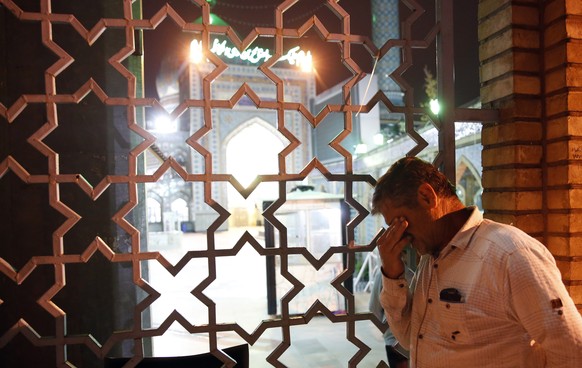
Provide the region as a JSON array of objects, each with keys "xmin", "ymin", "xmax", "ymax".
[{"xmin": 435, "ymin": 299, "xmax": 474, "ymax": 344}]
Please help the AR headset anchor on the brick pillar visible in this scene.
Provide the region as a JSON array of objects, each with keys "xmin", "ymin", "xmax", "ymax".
[
  {"xmin": 479, "ymin": 0, "xmax": 582, "ymax": 309},
  {"xmin": 543, "ymin": 0, "xmax": 582, "ymax": 308}
]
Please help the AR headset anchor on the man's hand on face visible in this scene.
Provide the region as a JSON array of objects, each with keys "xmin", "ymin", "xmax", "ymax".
[{"xmin": 378, "ymin": 217, "xmax": 410, "ymax": 279}]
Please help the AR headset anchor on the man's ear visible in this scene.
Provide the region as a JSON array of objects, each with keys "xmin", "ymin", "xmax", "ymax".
[{"xmin": 417, "ymin": 183, "xmax": 437, "ymax": 209}]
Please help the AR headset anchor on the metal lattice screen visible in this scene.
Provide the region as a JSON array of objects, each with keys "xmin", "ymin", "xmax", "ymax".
[{"xmin": 0, "ymin": 0, "xmax": 490, "ymax": 367}]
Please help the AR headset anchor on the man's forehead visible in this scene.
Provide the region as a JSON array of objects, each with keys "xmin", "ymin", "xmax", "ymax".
[
  {"xmin": 380, "ymin": 198, "xmax": 415, "ymax": 217},
  {"xmin": 380, "ymin": 197, "xmax": 400, "ymax": 210},
  {"xmin": 379, "ymin": 200, "xmax": 400, "ymax": 217}
]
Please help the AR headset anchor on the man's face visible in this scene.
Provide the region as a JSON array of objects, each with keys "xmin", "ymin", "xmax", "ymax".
[{"xmin": 379, "ymin": 199, "xmax": 438, "ymax": 256}]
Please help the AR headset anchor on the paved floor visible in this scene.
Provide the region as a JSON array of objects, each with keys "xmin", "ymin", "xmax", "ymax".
[{"xmin": 145, "ymin": 227, "xmax": 389, "ymax": 367}]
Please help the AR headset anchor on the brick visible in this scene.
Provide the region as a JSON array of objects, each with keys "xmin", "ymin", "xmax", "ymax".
[
  {"xmin": 547, "ymin": 91, "xmax": 582, "ymax": 116},
  {"xmin": 482, "ymin": 190, "xmax": 542, "ymax": 211},
  {"xmin": 545, "ymin": 43, "xmax": 568, "ymax": 70},
  {"xmin": 479, "ymin": 6, "xmax": 512, "ymax": 40},
  {"xmin": 484, "ymin": 211, "xmax": 543, "ymax": 234},
  {"xmin": 483, "ymin": 212, "xmax": 515, "ymax": 225},
  {"xmin": 544, "ymin": 17, "xmax": 568, "ymax": 47},
  {"xmin": 481, "ymin": 74, "xmax": 514, "ymax": 103},
  {"xmin": 545, "ymin": 164, "xmax": 582, "ymax": 186},
  {"xmin": 551, "ymin": 64, "xmax": 582, "ymax": 93},
  {"xmin": 574, "ymin": 261, "xmax": 582, "ymax": 280},
  {"xmin": 547, "ymin": 235, "xmax": 582, "ymax": 257},
  {"xmin": 556, "ymin": 260, "xmax": 571, "ymax": 279},
  {"xmin": 482, "ymin": 145, "xmax": 542, "ymax": 166},
  {"xmin": 478, "ymin": 0, "xmax": 511, "ymax": 20},
  {"xmin": 569, "ymin": 91, "xmax": 582, "ymax": 111},
  {"xmin": 566, "ymin": 64, "xmax": 582, "ymax": 88},
  {"xmin": 514, "ymin": 50, "xmax": 541, "ymax": 73},
  {"xmin": 514, "ymin": 74, "xmax": 541, "ymax": 95},
  {"xmin": 568, "ymin": 140, "xmax": 582, "ymax": 160},
  {"xmin": 546, "ymin": 236, "xmax": 570, "ymax": 257},
  {"xmin": 481, "ymin": 121, "xmax": 541, "ymax": 144},
  {"xmin": 514, "ymin": 98, "xmax": 543, "ymax": 118},
  {"xmin": 566, "ymin": 285, "xmax": 582, "ymax": 308},
  {"xmin": 513, "ymin": 212, "xmax": 544, "ymax": 234},
  {"xmin": 482, "ymin": 168, "xmax": 542, "ymax": 188},
  {"xmin": 570, "ymin": 189, "xmax": 582, "ymax": 209},
  {"xmin": 545, "ymin": 67, "xmax": 568, "ymax": 94},
  {"xmin": 478, "ymin": 5, "xmax": 539, "ymax": 41},
  {"xmin": 546, "ymin": 165, "xmax": 568, "ymax": 186},
  {"xmin": 517, "ymin": 191, "xmax": 543, "ymax": 211},
  {"xmin": 571, "ymin": 236, "xmax": 582, "ymax": 256},
  {"xmin": 546, "ymin": 140, "xmax": 568, "ymax": 162},
  {"xmin": 546, "ymin": 92, "xmax": 569, "ymax": 117},
  {"xmin": 544, "ymin": 0, "xmax": 567, "ymax": 24},
  {"xmin": 480, "ymin": 27, "xmax": 540, "ymax": 61},
  {"xmin": 480, "ymin": 52, "xmax": 514, "ymax": 82},
  {"xmin": 514, "ymin": 5, "xmax": 541, "ymax": 27},
  {"xmin": 567, "ymin": 40, "xmax": 582, "ymax": 63},
  {"xmin": 557, "ymin": 259, "xmax": 582, "ymax": 280},
  {"xmin": 547, "ymin": 212, "xmax": 571, "ymax": 232},
  {"xmin": 482, "ymin": 74, "xmax": 541, "ymax": 104},
  {"xmin": 547, "ymin": 115, "xmax": 582, "ymax": 139},
  {"xmin": 546, "ymin": 16, "xmax": 582, "ymax": 46},
  {"xmin": 568, "ymin": 212, "xmax": 582, "ymax": 232},
  {"xmin": 480, "ymin": 30, "xmax": 512, "ymax": 62},
  {"xmin": 567, "ymin": 17, "xmax": 582, "ymax": 39},
  {"xmin": 566, "ymin": 0, "xmax": 582, "ymax": 16},
  {"xmin": 513, "ymin": 28, "xmax": 541, "ymax": 49},
  {"xmin": 546, "ymin": 189, "xmax": 582, "ymax": 209},
  {"xmin": 496, "ymin": 97, "xmax": 542, "ymax": 120}
]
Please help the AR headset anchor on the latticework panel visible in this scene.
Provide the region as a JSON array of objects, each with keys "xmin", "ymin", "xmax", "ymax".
[{"xmin": 0, "ymin": 0, "xmax": 487, "ymax": 367}]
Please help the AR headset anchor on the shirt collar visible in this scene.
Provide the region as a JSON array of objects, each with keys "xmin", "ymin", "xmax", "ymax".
[{"xmin": 446, "ymin": 206, "xmax": 483, "ymax": 251}]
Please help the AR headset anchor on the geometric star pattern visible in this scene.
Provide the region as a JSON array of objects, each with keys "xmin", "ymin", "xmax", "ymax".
[{"xmin": 0, "ymin": 0, "xmax": 452, "ymax": 367}]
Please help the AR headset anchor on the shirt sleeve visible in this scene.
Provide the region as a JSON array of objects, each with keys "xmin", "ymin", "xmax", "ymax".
[
  {"xmin": 379, "ymin": 271, "xmax": 413, "ymax": 351},
  {"xmin": 506, "ymin": 242, "xmax": 582, "ymax": 366},
  {"xmin": 369, "ymin": 268, "xmax": 385, "ymax": 322}
]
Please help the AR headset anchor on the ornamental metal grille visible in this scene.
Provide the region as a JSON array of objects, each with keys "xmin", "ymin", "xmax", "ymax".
[{"xmin": 0, "ymin": 0, "xmax": 496, "ymax": 367}]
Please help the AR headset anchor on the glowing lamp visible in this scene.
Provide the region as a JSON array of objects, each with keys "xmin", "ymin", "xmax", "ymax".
[{"xmin": 430, "ymin": 99, "xmax": 440, "ymax": 115}]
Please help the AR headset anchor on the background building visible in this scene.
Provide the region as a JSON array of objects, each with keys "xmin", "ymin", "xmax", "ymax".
[{"xmin": 147, "ymin": 38, "xmax": 316, "ymax": 233}]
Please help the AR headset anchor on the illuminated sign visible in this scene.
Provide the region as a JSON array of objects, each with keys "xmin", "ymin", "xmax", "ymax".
[{"xmin": 190, "ymin": 38, "xmax": 313, "ymax": 71}]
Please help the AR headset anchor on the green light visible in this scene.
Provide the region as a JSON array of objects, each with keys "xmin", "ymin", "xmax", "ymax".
[
  {"xmin": 193, "ymin": 13, "xmax": 229, "ymax": 27},
  {"xmin": 430, "ymin": 99, "xmax": 440, "ymax": 115}
]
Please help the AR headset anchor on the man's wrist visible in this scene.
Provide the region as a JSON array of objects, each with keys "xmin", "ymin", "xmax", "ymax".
[{"xmin": 380, "ymin": 266, "xmax": 404, "ymax": 279}]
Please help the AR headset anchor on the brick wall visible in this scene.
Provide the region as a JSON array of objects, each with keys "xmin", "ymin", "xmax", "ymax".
[{"xmin": 479, "ymin": 0, "xmax": 582, "ymax": 309}]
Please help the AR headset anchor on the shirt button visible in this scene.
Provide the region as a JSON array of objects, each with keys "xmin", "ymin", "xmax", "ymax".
[
  {"xmin": 428, "ymin": 298, "xmax": 433, "ymax": 303},
  {"xmin": 418, "ymin": 334, "xmax": 423, "ymax": 339},
  {"xmin": 433, "ymin": 264, "xmax": 438, "ymax": 269},
  {"xmin": 446, "ymin": 304, "xmax": 450, "ymax": 309}
]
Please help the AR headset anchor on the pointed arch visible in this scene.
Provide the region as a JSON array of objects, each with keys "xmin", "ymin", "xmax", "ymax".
[
  {"xmin": 456, "ymin": 155, "xmax": 483, "ymax": 209},
  {"xmin": 223, "ymin": 117, "xmax": 288, "ymax": 226}
]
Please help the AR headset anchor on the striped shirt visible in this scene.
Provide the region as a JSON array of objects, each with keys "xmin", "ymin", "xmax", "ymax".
[{"xmin": 380, "ymin": 207, "xmax": 582, "ymax": 367}]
